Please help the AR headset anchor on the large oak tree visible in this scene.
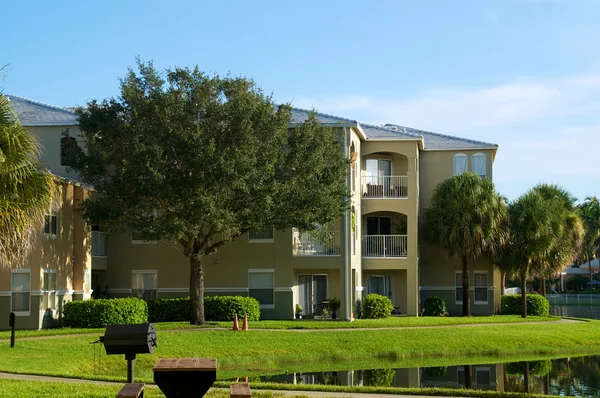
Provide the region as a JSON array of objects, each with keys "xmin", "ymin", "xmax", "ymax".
[{"xmin": 65, "ymin": 61, "xmax": 349, "ymax": 325}]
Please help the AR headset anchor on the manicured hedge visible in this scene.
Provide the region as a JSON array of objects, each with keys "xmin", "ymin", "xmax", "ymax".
[
  {"xmin": 63, "ymin": 298, "xmax": 148, "ymax": 328},
  {"xmin": 501, "ymin": 294, "xmax": 550, "ymax": 316},
  {"xmin": 423, "ymin": 296, "xmax": 446, "ymax": 316},
  {"xmin": 148, "ymin": 295, "xmax": 261, "ymax": 322},
  {"xmin": 362, "ymin": 293, "xmax": 393, "ymax": 319}
]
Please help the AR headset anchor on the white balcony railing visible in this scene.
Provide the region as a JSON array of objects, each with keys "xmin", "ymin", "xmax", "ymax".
[
  {"xmin": 92, "ymin": 231, "xmax": 106, "ymax": 257},
  {"xmin": 293, "ymin": 230, "xmax": 341, "ymax": 256},
  {"xmin": 361, "ymin": 175, "xmax": 408, "ymax": 198},
  {"xmin": 362, "ymin": 235, "xmax": 407, "ymax": 257}
]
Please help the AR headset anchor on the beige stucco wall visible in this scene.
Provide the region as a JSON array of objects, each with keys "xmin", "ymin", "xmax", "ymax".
[{"xmin": 26, "ymin": 126, "xmax": 83, "ymax": 181}]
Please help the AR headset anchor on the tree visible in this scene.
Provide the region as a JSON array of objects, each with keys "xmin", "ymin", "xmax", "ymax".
[
  {"xmin": 0, "ymin": 94, "xmax": 55, "ymax": 265},
  {"xmin": 423, "ymin": 172, "xmax": 508, "ymax": 316},
  {"xmin": 64, "ymin": 61, "xmax": 349, "ymax": 325},
  {"xmin": 496, "ymin": 189, "xmax": 566, "ymax": 317},
  {"xmin": 578, "ymin": 196, "xmax": 600, "ymax": 280},
  {"xmin": 532, "ymin": 184, "xmax": 583, "ymax": 295}
]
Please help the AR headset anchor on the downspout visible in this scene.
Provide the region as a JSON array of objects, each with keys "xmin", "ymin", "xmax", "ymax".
[{"xmin": 343, "ymin": 128, "xmax": 351, "ymax": 321}]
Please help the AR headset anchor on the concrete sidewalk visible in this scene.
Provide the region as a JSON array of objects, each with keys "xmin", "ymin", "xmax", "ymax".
[{"xmin": 0, "ymin": 371, "xmax": 469, "ymax": 398}]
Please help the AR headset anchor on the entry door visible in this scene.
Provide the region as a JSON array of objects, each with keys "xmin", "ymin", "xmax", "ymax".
[{"xmin": 298, "ymin": 275, "xmax": 328, "ymax": 315}]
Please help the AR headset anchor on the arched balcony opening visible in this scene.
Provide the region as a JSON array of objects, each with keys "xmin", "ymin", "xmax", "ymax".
[{"xmin": 361, "ymin": 152, "xmax": 408, "ymax": 199}]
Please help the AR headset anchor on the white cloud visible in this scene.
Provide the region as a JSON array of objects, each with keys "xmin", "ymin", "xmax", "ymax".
[{"xmin": 294, "ymin": 74, "xmax": 600, "ymax": 200}]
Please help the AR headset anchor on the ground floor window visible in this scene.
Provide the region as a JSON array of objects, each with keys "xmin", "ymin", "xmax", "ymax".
[
  {"xmin": 249, "ymin": 269, "xmax": 274, "ymax": 308},
  {"xmin": 12, "ymin": 269, "xmax": 31, "ymax": 313},
  {"xmin": 474, "ymin": 272, "xmax": 488, "ymax": 304},
  {"xmin": 43, "ymin": 269, "xmax": 57, "ymax": 311},
  {"xmin": 297, "ymin": 274, "xmax": 328, "ymax": 315},
  {"xmin": 455, "ymin": 272, "xmax": 463, "ymax": 304},
  {"xmin": 367, "ymin": 275, "xmax": 392, "ymax": 301},
  {"xmin": 131, "ymin": 270, "xmax": 157, "ymax": 300}
]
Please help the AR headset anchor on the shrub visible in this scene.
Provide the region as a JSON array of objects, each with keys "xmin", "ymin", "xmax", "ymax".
[
  {"xmin": 148, "ymin": 296, "xmax": 261, "ymax": 322},
  {"xmin": 63, "ymin": 298, "xmax": 148, "ymax": 328},
  {"xmin": 423, "ymin": 296, "xmax": 446, "ymax": 316},
  {"xmin": 327, "ymin": 297, "xmax": 341, "ymax": 314},
  {"xmin": 501, "ymin": 294, "xmax": 549, "ymax": 316},
  {"xmin": 505, "ymin": 360, "xmax": 552, "ymax": 376},
  {"xmin": 362, "ymin": 293, "xmax": 393, "ymax": 319},
  {"xmin": 148, "ymin": 297, "xmax": 190, "ymax": 323},
  {"xmin": 363, "ymin": 368, "xmax": 395, "ymax": 387}
]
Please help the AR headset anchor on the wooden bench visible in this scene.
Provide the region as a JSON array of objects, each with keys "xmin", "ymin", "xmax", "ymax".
[
  {"xmin": 154, "ymin": 358, "xmax": 217, "ymax": 398},
  {"xmin": 230, "ymin": 382, "xmax": 252, "ymax": 398},
  {"xmin": 116, "ymin": 383, "xmax": 144, "ymax": 398}
]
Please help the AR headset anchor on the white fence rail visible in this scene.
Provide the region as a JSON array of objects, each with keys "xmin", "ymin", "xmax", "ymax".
[
  {"xmin": 361, "ymin": 175, "xmax": 408, "ymax": 198},
  {"xmin": 362, "ymin": 235, "xmax": 407, "ymax": 257},
  {"xmin": 293, "ymin": 230, "xmax": 341, "ymax": 256},
  {"xmin": 92, "ymin": 231, "xmax": 106, "ymax": 257},
  {"xmin": 546, "ymin": 294, "xmax": 600, "ymax": 306}
]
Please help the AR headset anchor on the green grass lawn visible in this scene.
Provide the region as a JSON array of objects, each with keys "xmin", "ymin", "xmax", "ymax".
[
  {"xmin": 0, "ymin": 321, "xmax": 598, "ymax": 384},
  {"xmin": 0, "ymin": 315, "xmax": 560, "ymax": 340},
  {"xmin": 0, "ymin": 379, "xmax": 560, "ymax": 398}
]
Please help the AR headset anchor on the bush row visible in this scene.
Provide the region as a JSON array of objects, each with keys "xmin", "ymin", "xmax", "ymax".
[
  {"xmin": 501, "ymin": 294, "xmax": 549, "ymax": 316},
  {"xmin": 148, "ymin": 296, "xmax": 260, "ymax": 322},
  {"xmin": 63, "ymin": 298, "xmax": 148, "ymax": 328}
]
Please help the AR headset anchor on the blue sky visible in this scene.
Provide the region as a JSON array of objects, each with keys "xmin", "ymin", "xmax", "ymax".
[{"xmin": 3, "ymin": 0, "xmax": 600, "ymax": 200}]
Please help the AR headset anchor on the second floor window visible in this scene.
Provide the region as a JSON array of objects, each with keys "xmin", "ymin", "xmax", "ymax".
[
  {"xmin": 471, "ymin": 153, "xmax": 486, "ymax": 178},
  {"xmin": 60, "ymin": 136, "xmax": 76, "ymax": 166},
  {"xmin": 248, "ymin": 226, "xmax": 274, "ymax": 242},
  {"xmin": 453, "ymin": 154, "xmax": 468, "ymax": 176},
  {"xmin": 44, "ymin": 214, "xmax": 58, "ymax": 238}
]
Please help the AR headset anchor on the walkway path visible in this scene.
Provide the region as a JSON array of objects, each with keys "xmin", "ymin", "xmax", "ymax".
[{"xmin": 0, "ymin": 371, "xmax": 467, "ymax": 398}]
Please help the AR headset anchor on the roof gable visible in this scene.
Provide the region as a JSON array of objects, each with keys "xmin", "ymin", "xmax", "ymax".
[{"xmin": 6, "ymin": 95, "xmax": 78, "ymax": 126}]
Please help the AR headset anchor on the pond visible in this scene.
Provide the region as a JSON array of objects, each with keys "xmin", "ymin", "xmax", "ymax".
[
  {"xmin": 550, "ymin": 305, "xmax": 600, "ymax": 320},
  {"xmin": 231, "ymin": 355, "xmax": 600, "ymax": 397}
]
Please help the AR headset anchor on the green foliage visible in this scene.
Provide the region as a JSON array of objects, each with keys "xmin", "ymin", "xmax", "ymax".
[
  {"xmin": 423, "ymin": 296, "xmax": 447, "ymax": 316},
  {"xmin": 362, "ymin": 368, "xmax": 395, "ymax": 387},
  {"xmin": 362, "ymin": 294, "xmax": 393, "ymax": 319},
  {"xmin": 327, "ymin": 297, "xmax": 341, "ymax": 313},
  {"xmin": 63, "ymin": 298, "xmax": 148, "ymax": 328},
  {"xmin": 63, "ymin": 60, "xmax": 350, "ymax": 324},
  {"xmin": 295, "ymin": 303, "xmax": 303, "ymax": 314},
  {"xmin": 505, "ymin": 360, "xmax": 552, "ymax": 376},
  {"xmin": 0, "ymin": 95, "xmax": 55, "ymax": 264},
  {"xmin": 148, "ymin": 296, "xmax": 260, "ymax": 322},
  {"xmin": 567, "ymin": 275, "xmax": 591, "ymax": 291},
  {"xmin": 501, "ymin": 294, "xmax": 549, "ymax": 317},
  {"xmin": 425, "ymin": 366, "xmax": 448, "ymax": 377}
]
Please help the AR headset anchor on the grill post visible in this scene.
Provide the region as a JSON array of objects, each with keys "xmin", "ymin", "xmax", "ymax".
[
  {"xmin": 126, "ymin": 353, "xmax": 136, "ymax": 383},
  {"xmin": 9, "ymin": 312, "xmax": 15, "ymax": 348}
]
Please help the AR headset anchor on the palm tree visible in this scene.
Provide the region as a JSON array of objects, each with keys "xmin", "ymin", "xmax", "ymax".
[
  {"xmin": 578, "ymin": 197, "xmax": 600, "ymax": 281},
  {"xmin": 0, "ymin": 94, "xmax": 55, "ymax": 264},
  {"xmin": 532, "ymin": 184, "xmax": 583, "ymax": 295},
  {"xmin": 497, "ymin": 189, "xmax": 565, "ymax": 317},
  {"xmin": 423, "ymin": 172, "xmax": 508, "ymax": 316}
]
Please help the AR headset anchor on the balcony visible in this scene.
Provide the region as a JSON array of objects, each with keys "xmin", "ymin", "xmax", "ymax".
[
  {"xmin": 293, "ymin": 230, "xmax": 341, "ymax": 256},
  {"xmin": 92, "ymin": 231, "xmax": 106, "ymax": 257},
  {"xmin": 362, "ymin": 235, "xmax": 407, "ymax": 258},
  {"xmin": 362, "ymin": 176, "xmax": 408, "ymax": 199}
]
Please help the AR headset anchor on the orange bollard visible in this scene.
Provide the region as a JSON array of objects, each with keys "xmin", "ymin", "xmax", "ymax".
[
  {"xmin": 233, "ymin": 314, "xmax": 240, "ymax": 330},
  {"xmin": 242, "ymin": 314, "xmax": 249, "ymax": 331}
]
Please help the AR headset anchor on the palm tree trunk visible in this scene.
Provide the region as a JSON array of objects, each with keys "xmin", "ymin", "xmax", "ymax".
[
  {"xmin": 541, "ymin": 275, "xmax": 546, "ymax": 296},
  {"xmin": 523, "ymin": 361, "xmax": 530, "ymax": 393},
  {"xmin": 500, "ymin": 271, "xmax": 505, "ymax": 295},
  {"xmin": 462, "ymin": 256, "xmax": 470, "ymax": 316},
  {"xmin": 190, "ymin": 254, "xmax": 206, "ymax": 325},
  {"xmin": 464, "ymin": 364, "xmax": 472, "ymax": 389},
  {"xmin": 589, "ymin": 255, "xmax": 594, "ymax": 282},
  {"xmin": 520, "ymin": 268, "xmax": 527, "ymax": 318}
]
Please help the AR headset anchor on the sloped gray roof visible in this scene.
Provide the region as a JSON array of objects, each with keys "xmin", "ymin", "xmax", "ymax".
[
  {"xmin": 359, "ymin": 123, "xmax": 422, "ymax": 139},
  {"xmin": 289, "ymin": 107, "xmax": 358, "ymax": 125},
  {"xmin": 6, "ymin": 95, "xmax": 78, "ymax": 126},
  {"xmin": 379, "ymin": 124, "xmax": 498, "ymax": 150}
]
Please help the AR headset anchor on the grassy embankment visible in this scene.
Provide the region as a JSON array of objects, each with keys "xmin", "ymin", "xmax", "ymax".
[{"xmin": 0, "ymin": 320, "xmax": 599, "ymax": 383}]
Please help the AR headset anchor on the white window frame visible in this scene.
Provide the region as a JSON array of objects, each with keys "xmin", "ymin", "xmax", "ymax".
[
  {"xmin": 131, "ymin": 231, "xmax": 157, "ymax": 244},
  {"xmin": 471, "ymin": 153, "xmax": 486, "ymax": 178},
  {"xmin": 473, "ymin": 271, "xmax": 488, "ymax": 305},
  {"xmin": 455, "ymin": 271, "xmax": 464, "ymax": 305},
  {"xmin": 248, "ymin": 226, "xmax": 275, "ymax": 243},
  {"xmin": 11, "ymin": 269, "xmax": 31, "ymax": 315},
  {"xmin": 131, "ymin": 270, "xmax": 158, "ymax": 300},
  {"xmin": 453, "ymin": 153, "xmax": 468, "ymax": 176},
  {"xmin": 43, "ymin": 269, "xmax": 57, "ymax": 311},
  {"xmin": 248, "ymin": 269, "xmax": 274, "ymax": 309},
  {"xmin": 43, "ymin": 213, "xmax": 58, "ymax": 239}
]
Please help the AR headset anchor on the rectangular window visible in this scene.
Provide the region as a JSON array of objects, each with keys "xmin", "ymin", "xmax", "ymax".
[
  {"xmin": 12, "ymin": 270, "xmax": 31, "ymax": 313},
  {"xmin": 453, "ymin": 154, "xmax": 468, "ymax": 176},
  {"xmin": 248, "ymin": 226, "xmax": 274, "ymax": 242},
  {"xmin": 131, "ymin": 231, "xmax": 156, "ymax": 244},
  {"xmin": 60, "ymin": 136, "xmax": 76, "ymax": 166},
  {"xmin": 455, "ymin": 272, "xmax": 463, "ymax": 304},
  {"xmin": 44, "ymin": 214, "xmax": 58, "ymax": 238},
  {"xmin": 43, "ymin": 269, "xmax": 57, "ymax": 311},
  {"xmin": 474, "ymin": 272, "xmax": 488, "ymax": 304},
  {"xmin": 131, "ymin": 270, "xmax": 157, "ymax": 300},
  {"xmin": 249, "ymin": 269, "xmax": 274, "ymax": 308},
  {"xmin": 471, "ymin": 153, "xmax": 486, "ymax": 178}
]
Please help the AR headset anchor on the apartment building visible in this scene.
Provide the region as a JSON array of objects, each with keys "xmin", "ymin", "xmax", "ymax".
[{"xmin": 3, "ymin": 95, "xmax": 501, "ymax": 328}]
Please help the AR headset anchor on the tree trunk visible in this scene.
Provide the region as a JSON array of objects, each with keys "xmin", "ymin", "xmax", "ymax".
[
  {"xmin": 589, "ymin": 255, "xmax": 594, "ymax": 282},
  {"xmin": 541, "ymin": 275, "xmax": 546, "ymax": 296},
  {"xmin": 190, "ymin": 255, "xmax": 206, "ymax": 326},
  {"xmin": 520, "ymin": 269, "xmax": 527, "ymax": 318},
  {"xmin": 500, "ymin": 271, "xmax": 505, "ymax": 295},
  {"xmin": 523, "ymin": 361, "xmax": 530, "ymax": 393},
  {"xmin": 462, "ymin": 256, "xmax": 470, "ymax": 317},
  {"xmin": 464, "ymin": 364, "xmax": 472, "ymax": 389}
]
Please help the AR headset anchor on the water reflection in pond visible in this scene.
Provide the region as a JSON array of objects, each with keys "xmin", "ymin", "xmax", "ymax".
[{"xmin": 236, "ymin": 356, "xmax": 600, "ymax": 397}]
